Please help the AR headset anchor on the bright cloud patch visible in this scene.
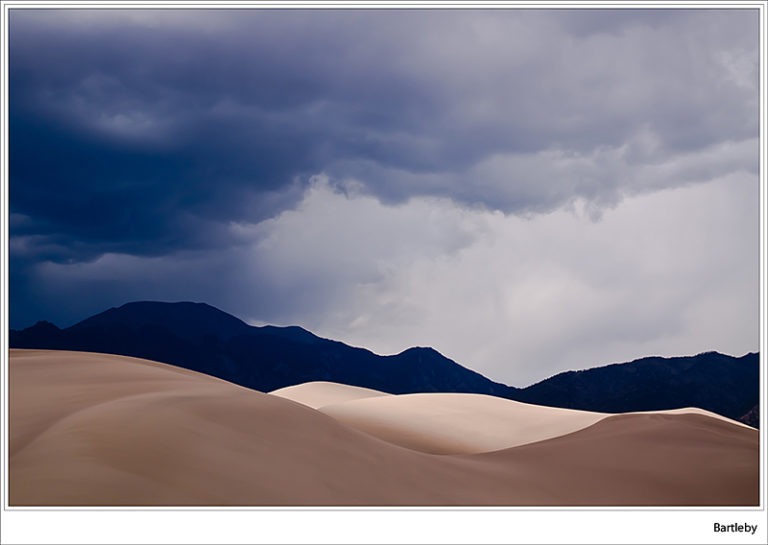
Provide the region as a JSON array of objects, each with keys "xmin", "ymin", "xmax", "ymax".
[{"xmin": 33, "ymin": 171, "xmax": 758, "ymax": 385}]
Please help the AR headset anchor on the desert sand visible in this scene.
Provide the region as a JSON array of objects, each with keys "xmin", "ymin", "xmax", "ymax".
[
  {"xmin": 317, "ymin": 392, "xmax": 608, "ymax": 454},
  {"xmin": 270, "ymin": 381, "xmax": 751, "ymax": 453},
  {"xmin": 9, "ymin": 349, "xmax": 759, "ymax": 506},
  {"xmin": 270, "ymin": 381, "xmax": 392, "ymax": 409},
  {"xmin": 631, "ymin": 406, "xmax": 757, "ymax": 429}
]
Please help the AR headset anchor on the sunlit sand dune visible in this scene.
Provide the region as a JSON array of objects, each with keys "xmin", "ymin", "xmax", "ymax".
[
  {"xmin": 310, "ymin": 387, "xmax": 755, "ymax": 454},
  {"xmin": 10, "ymin": 349, "xmax": 759, "ymax": 506},
  {"xmin": 270, "ymin": 381, "xmax": 391, "ymax": 409},
  {"xmin": 318, "ymin": 393, "xmax": 608, "ymax": 454}
]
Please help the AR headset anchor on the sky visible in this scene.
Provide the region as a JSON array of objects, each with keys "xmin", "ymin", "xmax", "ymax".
[{"xmin": 7, "ymin": 7, "xmax": 761, "ymax": 386}]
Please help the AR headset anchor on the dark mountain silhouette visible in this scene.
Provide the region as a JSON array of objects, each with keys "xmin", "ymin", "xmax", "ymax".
[
  {"xmin": 10, "ymin": 301, "xmax": 759, "ymax": 425},
  {"xmin": 10, "ymin": 301, "xmax": 511, "ymax": 396},
  {"xmin": 70, "ymin": 302, "xmax": 252, "ymax": 342},
  {"xmin": 515, "ymin": 351, "xmax": 759, "ymax": 423}
]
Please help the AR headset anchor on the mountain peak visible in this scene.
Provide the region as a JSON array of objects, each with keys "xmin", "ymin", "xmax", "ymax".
[
  {"xmin": 398, "ymin": 346, "xmax": 439, "ymax": 356},
  {"xmin": 32, "ymin": 320, "xmax": 60, "ymax": 330},
  {"xmin": 70, "ymin": 301, "xmax": 251, "ymax": 341}
]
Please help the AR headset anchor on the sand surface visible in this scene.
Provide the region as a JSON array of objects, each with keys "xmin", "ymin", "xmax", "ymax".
[
  {"xmin": 318, "ymin": 392, "xmax": 608, "ymax": 454},
  {"xmin": 270, "ymin": 381, "xmax": 391, "ymax": 409},
  {"xmin": 630, "ymin": 406, "xmax": 756, "ymax": 429},
  {"xmin": 10, "ymin": 349, "xmax": 759, "ymax": 506},
  {"xmin": 271, "ymin": 381, "xmax": 754, "ymax": 454}
]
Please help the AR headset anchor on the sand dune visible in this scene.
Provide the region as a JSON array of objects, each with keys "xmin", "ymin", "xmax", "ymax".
[
  {"xmin": 270, "ymin": 381, "xmax": 391, "ymax": 409},
  {"xmin": 318, "ymin": 392, "xmax": 608, "ymax": 454},
  {"xmin": 631, "ymin": 406, "xmax": 756, "ymax": 429},
  {"xmin": 311, "ymin": 386, "xmax": 754, "ymax": 454},
  {"xmin": 10, "ymin": 349, "xmax": 759, "ymax": 506},
  {"xmin": 470, "ymin": 411, "xmax": 759, "ymax": 506}
]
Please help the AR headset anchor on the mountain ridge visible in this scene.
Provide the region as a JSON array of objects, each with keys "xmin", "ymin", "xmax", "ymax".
[
  {"xmin": 10, "ymin": 301, "xmax": 759, "ymax": 426},
  {"xmin": 515, "ymin": 351, "xmax": 758, "ymax": 423},
  {"xmin": 10, "ymin": 301, "xmax": 511, "ymax": 397}
]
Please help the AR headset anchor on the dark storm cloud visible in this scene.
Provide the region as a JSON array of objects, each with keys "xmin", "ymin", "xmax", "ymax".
[
  {"xmin": 8, "ymin": 8, "xmax": 759, "ymax": 333},
  {"xmin": 11, "ymin": 9, "xmax": 758, "ymax": 257}
]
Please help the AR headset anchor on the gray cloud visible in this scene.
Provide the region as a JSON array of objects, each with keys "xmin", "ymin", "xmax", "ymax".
[
  {"xmin": 11, "ymin": 9, "xmax": 758, "ymax": 250},
  {"xmin": 8, "ymin": 8, "xmax": 760, "ymax": 382},
  {"xmin": 25, "ymin": 171, "xmax": 758, "ymax": 385}
]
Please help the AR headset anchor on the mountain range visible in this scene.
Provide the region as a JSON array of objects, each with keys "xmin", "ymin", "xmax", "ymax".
[{"xmin": 9, "ymin": 301, "xmax": 760, "ymax": 427}]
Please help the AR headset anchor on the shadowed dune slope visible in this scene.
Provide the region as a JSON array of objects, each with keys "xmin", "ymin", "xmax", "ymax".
[
  {"xmin": 270, "ymin": 381, "xmax": 391, "ymax": 409},
  {"xmin": 471, "ymin": 411, "xmax": 758, "ymax": 506},
  {"xmin": 10, "ymin": 350, "xmax": 758, "ymax": 506}
]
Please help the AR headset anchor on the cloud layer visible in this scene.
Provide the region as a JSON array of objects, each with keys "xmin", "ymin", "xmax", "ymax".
[
  {"xmin": 8, "ymin": 8, "xmax": 760, "ymax": 384},
  {"xmin": 25, "ymin": 172, "xmax": 758, "ymax": 385}
]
